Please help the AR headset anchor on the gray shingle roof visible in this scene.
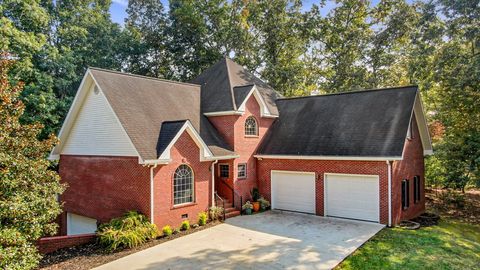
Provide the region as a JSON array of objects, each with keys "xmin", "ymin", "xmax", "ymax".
[
  {"xmin": 89, "ymin": 68, "xmax": 234, "ymax": 160},
  {"xmin": 257, "ymin": 86, "xmax": 418, "ymax": 157},
  {"xmin": 191, "ymin": 58, "xmax": 281, "ymax": 115}
]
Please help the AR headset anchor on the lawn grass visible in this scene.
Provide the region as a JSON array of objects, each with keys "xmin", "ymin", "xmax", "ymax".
[{"xmin": 336, "ymin": 220, "xmax": 480, "ymax": 270}]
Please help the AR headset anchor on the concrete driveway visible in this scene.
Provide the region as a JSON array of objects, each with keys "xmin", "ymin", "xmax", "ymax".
[{"xmin": 95, "ymin": 211, "xmax": 384, "ymax": 270}]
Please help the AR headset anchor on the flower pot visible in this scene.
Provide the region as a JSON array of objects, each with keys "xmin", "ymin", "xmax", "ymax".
[
  {"xmin": 252, "ymin": 201, "xmax": 260, "ymax": 212},
  {"xmin": 245, "ymin": 208, "xmax": 252, "ymax": 215}
]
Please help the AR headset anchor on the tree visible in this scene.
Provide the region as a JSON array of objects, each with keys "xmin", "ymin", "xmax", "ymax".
[
  {"xmin": 0, "ymin": 56, "xmax": 65, "ymax": 269},
  {"xmin": 166, "ymin": 0, "xmax": 231, "ymax": 80},
  {"xmin": 0, "ymin": 0, "xmax": 60, "ymax": 138},
  {"xmin": 308, "ymin": 0, "xmax": 372, "ymax": 93},
  {"xmin": 123, "ymin": 0, "xmax": 170, "ymax": 77},
  {"xmin": 248, "ymin": 0, "xmax": 312, "ymax": 96}
]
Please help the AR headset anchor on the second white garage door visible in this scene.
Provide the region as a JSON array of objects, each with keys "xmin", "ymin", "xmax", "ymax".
[
  {"xmin": 271, "ymin": 171, "xmax": 316, "ymax": 214},
  {"xmin": 325, "ymin": 174, "xmax": 380, "ymax": 222}
]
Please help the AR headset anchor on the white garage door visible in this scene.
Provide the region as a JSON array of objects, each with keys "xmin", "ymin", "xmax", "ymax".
[
  {"xmin": 325, "ymin": 174, "xmax": 379, "ymax": 222},
  {"xmin": 271, "ymin": 171, "xmax": 316, "ymax": 214}
]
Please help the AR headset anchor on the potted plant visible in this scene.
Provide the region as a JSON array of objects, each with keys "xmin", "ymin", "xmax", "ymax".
[
  {"xmin": 258, "ymin": 197, "xmax": 270, "ymax": 211},
  {"xmin": 250, "ymin": 188, "xmax": 261, "ymax": 212},
  {"xmin": 242, "ymin": 201, "xmax": 253, "ymax": 215}
]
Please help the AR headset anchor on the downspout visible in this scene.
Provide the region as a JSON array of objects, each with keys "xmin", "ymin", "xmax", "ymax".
[
  {"xmin": 150, "ymin": 164, "xmax": 158, "ymax": 224},
  {"xmin": 211, "ymin": 160, "xmax": 219, "ymax": 206},
  {"xmin": 386, "ymin": 160, "xmax": 392, "ymax": 227}
]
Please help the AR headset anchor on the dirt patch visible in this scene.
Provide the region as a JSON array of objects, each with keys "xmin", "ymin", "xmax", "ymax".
[
  {"xmin": 38, "ymin": 221, "xmax": 221, "ymax": 270},
  {"xmin": 425, "ymin": 188, "xmax": 480, "ymax": 225}
]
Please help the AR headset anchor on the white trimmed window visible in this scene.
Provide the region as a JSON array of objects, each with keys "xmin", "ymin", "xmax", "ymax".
[
  {"xmin": 173, "ymin": 164, "xmax": 194, "ymax": 205},
  {"xmin": 219, "ymin": 164, "xmax": 229, "ymax": 178},
  {"xmin": 245, "ymin": 116, "xmax": 258, "ymax": 136},
  {"xmin": 238, "ymin": 163, "xmax": 247, "ymax": 179}
]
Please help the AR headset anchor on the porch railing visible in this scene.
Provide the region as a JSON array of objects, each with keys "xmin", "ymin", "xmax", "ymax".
[{"xmin": 217, "ymin": 180, "xmax": 243, "ymax": 215}]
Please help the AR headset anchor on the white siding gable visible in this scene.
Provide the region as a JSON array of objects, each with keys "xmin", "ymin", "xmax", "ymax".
[{"xmin": 61, "ymin": 84, "xmax": 137, "ymax": 156}]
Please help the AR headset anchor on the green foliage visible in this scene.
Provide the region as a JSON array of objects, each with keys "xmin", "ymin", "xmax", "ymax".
[
  {"xmin": 198, "ymin": 211, "xmax": 208, "ymax": 226},
  {"xmin": 258, "ymin": 197, "xmax": 270, "ymax": 211},
  {"xmin": 180, "ymin": 220, "xmax": 190, "ymax": 231},
  {"xmin": 0, "ymin": 57, "xmax": 65, "ymax": 270},
  {"xmin": 209, "ymin": 206, "xmax": 224, "ymax": 221},
  {"xmin": 242, "ymin": 201, "xmax": 253, "ymax": 210},
  {"xmin": 162, "ymin": 225, "xmax": 173, "ymax": 236},
  {"xmin": 97, "ymin": 211, "xmax": 158, "ymax": 251}
]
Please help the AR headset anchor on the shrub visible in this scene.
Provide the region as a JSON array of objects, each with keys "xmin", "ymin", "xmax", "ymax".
[
  {"xmin": 242, "ymin": 201, "xmax": 253, "ymax": 210},
  {"xmin": 209, "ymin": 206, "xmax": 224, "ymax": 221},
  {"xmin": 180, "ymin": 220, "xmax": 190, "ymax": 231},
  {"xmin": 198, "ymin": 212, "xmax": 208, "ymax": 226},
  {"xmin": 162, "ymin": 225, "xmax": 173, "ymax": 236},
  {"xmin": 258, "ymin": 197, "xmax": 271, "ymax": 211},
  {"xmin": 97, "ymin": 211, "xmax": 158, "ymax": 251}
]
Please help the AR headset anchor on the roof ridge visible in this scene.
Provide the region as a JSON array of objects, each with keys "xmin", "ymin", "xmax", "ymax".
[
  {"xmin": 88, "ymin": 67, "xmax": 201, "ymax": 88},
  {"xmin": 233, "ymin": 84, "xmax": 255, "ymax": 89},
  {"xmin": 224, "ymin": 58, "xmax": 238, "ymax": 110},
  {"xmin": 277, "ymin": 85, "xmax": 418, "ymax": 101}
]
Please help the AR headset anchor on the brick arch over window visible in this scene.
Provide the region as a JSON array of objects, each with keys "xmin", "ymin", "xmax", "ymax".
[
  {"xmin": 245, "ymin": 116, "xmax": 258, "ymax": 136},
  {"xmin": 173, "ymin": 164, "xmax": 194, "ymax": 205}
]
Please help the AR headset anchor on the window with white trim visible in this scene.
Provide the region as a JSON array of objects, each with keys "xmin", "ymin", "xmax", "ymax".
[
  {"xmin": 245, "ymin": 116, "xmax": 258, "ymax": 136},
  {"xmin": 173, "ymin": 164, "xmax": 194, "ymax": 205},
  {"xmin": 238, "ymin": 163, "xmax": 247, "ymax": 179},
  {"xmin": 219, "ymin": 164, "xmax": 229, "ymax": 178}
]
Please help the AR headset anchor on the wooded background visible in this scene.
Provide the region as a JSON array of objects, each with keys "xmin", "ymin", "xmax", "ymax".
[{"xmin": 1, "ymin": 0, "xmax": 479, "ymax": 190}]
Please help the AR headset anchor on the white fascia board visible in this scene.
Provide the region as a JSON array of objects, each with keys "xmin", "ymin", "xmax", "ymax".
[
  {"xmin": 49, "ymin": 71, "xmax": 92, "ymax": 160},
  {"xmin": 254, "ymin": 155, "xmax": 403, "ymax": 161},
  {"xmin": 203, "ymin": 111, "xmax": 243, "ymax": 117},
  {"xmin": 157, "ymin": 120, "xmax": 214, "ymax": 163},
  {"xmin": 424, "ymin": 150, "xmax": 434, "ymax": 155},
  {"xmin": 237, "ymin": 86, "xmax": 277, "ymax": 118},
  {"xmin": 414, "ymin": 92, "xmax": 434, "ymax": 154},
  {"xmin": 49, "ymin": 69, "xmax": 142, "ymax": 160},
  {"xmin": 204, "ymin": 155, "xmax": 240, "ymax": 161}
]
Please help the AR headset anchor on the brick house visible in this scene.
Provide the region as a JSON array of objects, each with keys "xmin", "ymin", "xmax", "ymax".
[{"xmin": 50, "ymin": 58, "xmax": 432, "ymax": 235}]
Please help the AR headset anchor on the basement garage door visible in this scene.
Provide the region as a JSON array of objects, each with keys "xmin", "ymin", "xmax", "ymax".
[
  {"xmin": 325, "ymin": 174, "xmax": 380, "ymax": 222},
  {"xmin": 271, "ymin": 171, "xmax": 316, "ymax": 214}
]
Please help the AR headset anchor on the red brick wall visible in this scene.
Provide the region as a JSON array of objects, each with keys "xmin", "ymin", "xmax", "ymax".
[
  {"xmin": 257, "ymin": 159, "xmax": 389, "ymax": 224},
  {"xmin": 59, "ymin": 155, "xmax": 151, "ymax": 228},
  {"xmin": 152, "ymin": 131, "xmax": 212, "ymax": 229},
  {"xmin": 37, "ymin": 234, "xmax": 96, "ymax": 254},
  {"xmin": 233, "ymin": 96, "xmax": 275, "ymax": 200},
  {"xmin": 392, "ymin": 114, "xmax": 425, "ymax": 224},
  {"xmin": 208, "ymin": 95, "xmax": 275, "ymax": 201}
]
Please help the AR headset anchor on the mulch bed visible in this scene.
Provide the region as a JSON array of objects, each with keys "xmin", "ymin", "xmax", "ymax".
[
  {"xmin": 38, "ymin": 221, "xmax": 222, "ymax": 270},
  {"xmin": 425, "ymin": 188, "xmax": 480, "ymax": 225}
]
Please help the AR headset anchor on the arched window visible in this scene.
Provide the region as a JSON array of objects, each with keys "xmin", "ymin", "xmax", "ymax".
[
  {"xmin": 245, "ymin": 116, "xmax": 258, "ymax": 136},
  {"xmin": 173, "ymin": 164, "xmax": 194, "ymax": 205}
]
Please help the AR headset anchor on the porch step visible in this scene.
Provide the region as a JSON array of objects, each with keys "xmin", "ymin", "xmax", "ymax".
[{"xmin": 225, "ymin": 210, "xmax": 241, "ymax": 219}]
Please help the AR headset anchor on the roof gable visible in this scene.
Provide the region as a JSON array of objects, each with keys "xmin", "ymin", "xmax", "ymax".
[
  {"xmin": 191, "ymin": 58, "xmax": 282, "ymax": 115},
  {"xmin": 257, "ymin": 86, "xmax": 425, "ymax": 158},
  {"xmin": 51, "ymin": 68, "xmax": 235, "ymax": 162}
]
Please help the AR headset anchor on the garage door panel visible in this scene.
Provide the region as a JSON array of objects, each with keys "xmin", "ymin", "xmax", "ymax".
[
  {"xmin": 325, "ymin": 174, "xmax": 379, "ymax": 222},
  {"xmin": 272, "ymin": 171, "xmax": 316, "ymax": 214}
]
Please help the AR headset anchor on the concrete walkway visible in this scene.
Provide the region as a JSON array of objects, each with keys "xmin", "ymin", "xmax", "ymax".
[{"xmin": 94, "ymin": 211, "xmax": 384, "ymax": 270}]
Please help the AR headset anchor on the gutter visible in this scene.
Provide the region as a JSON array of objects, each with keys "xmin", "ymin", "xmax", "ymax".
[
  {"xmin": 386, "ymin": 160, "xmax": 392, "ymax": 227},
  {"xmin": 211, "ymin": 160, "xmax": 219, "ymax": 206}
]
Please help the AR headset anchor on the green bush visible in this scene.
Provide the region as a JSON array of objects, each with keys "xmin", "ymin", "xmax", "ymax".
[
  {"xmin": 198, "ymin": 212, "xmax": 208, "ymax": 226},
  {"xmin": 180, "ymin": 220, "xmax": 190, "ymax": 231},
  {"xmin": 162, "ymin": 225, "xmax": 173, "ymax": 236},
  {"xmin": 209, "ymin": 206, "xmax": 224, "ymax": 221},
  {"xmin": 97, "ymin": 211, "xmax": 158, "ymax": 251},
  {"xmin": 258, "ymin": 197, "xmax": 271, "ymax": 210}
]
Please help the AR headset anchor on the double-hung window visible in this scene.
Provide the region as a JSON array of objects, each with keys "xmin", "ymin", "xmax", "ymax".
[
  {"xmin": 414, "ymin": 175, "xmax": 421, "ymax": 203},
  {"xmin": 219, "ymin": 164, "xmax": 229, "ymax": 178},
  {"xmin": 238, "ymin": 163, "xmax": 247, "ymax": 179},
  {"xmin": 401, "ymin": 179, "xmax": 410, "ymax": 210}
]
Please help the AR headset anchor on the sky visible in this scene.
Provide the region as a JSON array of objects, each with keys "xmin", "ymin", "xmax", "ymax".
[{"xmin": 109, "ymin": 0, "xmax": 387, "ymax": 25}]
